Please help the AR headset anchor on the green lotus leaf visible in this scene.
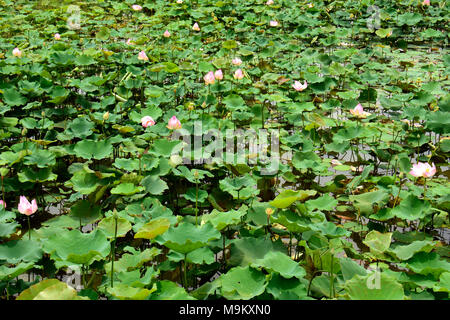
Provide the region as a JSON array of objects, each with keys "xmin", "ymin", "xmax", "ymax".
[
  {"xmin": 23, "ymin": 149, "xmax": 56, "ymax": 168},
  {"xmin": 141, "ymin": 175, "xmax": 168, "ymax": 195},
  {"xmin": 266, "ymin": 273, "xmax": 310, "ymax": 300},
  {"xmin": 339, "ymin": 257, "xmax": 367, "ymax": 282},
  {"xmin": 363, "ymin": 231, "xmax": 392, "ymax": 255},
  {"xmin": 389, "ymin": 240, "xmax": 436, "ymax": 261},
  {"xmin": 148, "ymin": 280, "xmax": 195, "ymax": 300},
  {"xmin": 116, "ymin": 267, "xmax": 159, "ymax": 288},
  {"xmin": 229, "ymin": 237, "xmax": 286, "ymax": 267},
  {"xmin": 67, "ymin": 117, "xmax": 94, "ymax": 139},
  {"xmin": 201, "ymin": 205, "xmax": 247, "ymax": 231},
  {"xmin": 43, "ymin": 229, "xmax": 110, "ymax": 266},
  {"xmin": 69, "ymin": 200, "xmax": 102, "ymax": 225},
  {"xmin": 2, "ymin": 88, "xmax": 27, "ymax": 106},
  {"xmin": 104, "ymin": 247, "xmax": 160, "ymax": 274},
  {"xmin": 98, "ymin": 216, "xmax": 132, "ymax": 238},
  {"xmin": 150, "ymin": 139, "xmax": 183, "ymax": 157},
  {"xmin": 0, "ymin": 261, "xmax": 34, "ymax": 281},
  {"xmin": 17, "ymin": 279, "xmax": 86, "ymax": 300},
  {"xmin": 111, "ymin": 183, "xmax": 144, "ymax": 196},
  {"xmin": 252, "ymin": 250, "xmax": 306, "ymax": 279},
  {"xmin": 18, "ymin": 167, "xmax": 57, "ymax": 183},
  {"xmin": 107, "ymin": 283, "xmax": 156, "ymax": 300},
  {"xmin": 134, "ymin": 218, "xmax": 170, "ymax": 240},
  {"xmin": 113, "ymin": 158, "xmax": 140, "ymax": 171},
  {"xmin": 391, "ymin": 195, "xmax": 431, "ymax": 221},
  {"xmin": 155, "ymin": 222, "xmax": 221, "ymax": 254},
  {"xmin": 350, "ymin": 190, "xmax": 390, "ymax": 216},
  {"xmin": 219, "ymin": 266, "xmax": 267, "ymax": 300},
  {"xmin": 270, "ymin": 210, "xmax": 312, "ymax": 233},
  {"xmin": 404, "ymin": 252, "xmax": 450, "ymax": 277},
  {"xmin": 222, "ymin": 94, "xmax": 246, "ymax": 110},
  {"xmin": 0, "ymin": 221, "xmax": 19, "ymax": 238},
  {"xmin": 344, "ymin": 273, "xmax": 405, "ymax": 300},
  {"xmin": 269, "ymin": 189, "xmax": 317, "ymax": 209},
  {"xmin": 0, "ymin": 240, "xmax": 43, "ymax": 263},
  {"xmin": 69, "ymin": 171, "xmax": 101, "ymax": 195},
  {"xmin": 186, "ymin": 247, "xmax": 215, "ymax": 265},
  {"xmin": 433, "ymin": 272, "xmax": 450, "ymax": 293},
  {"xmin": 73, "ymin": 139, "xmax": 113, "ymax": 160},
  {"xmin": 183, "ymin": 188, "xmax": 208, "ymax": 203}
]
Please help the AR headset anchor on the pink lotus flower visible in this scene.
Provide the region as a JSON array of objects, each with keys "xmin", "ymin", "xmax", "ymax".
[
  {"xmin": 204, "ymin": 71, "xmax": 215, "ymax": 85},
  {"xmin": 192, "ymin": 23, "xmax": 200, "ymax": 31},
  {"xmin": 54, "ymin": 33, "xmax": 61, "ymax": 40},
  {"xmin": 138, "ymin": 50, "xmax": 148, "ymax": 61},
  {"xmin": 132, "ymin": 4, "xmax": 142, "ymax": 11},
  {"xmin": 330, "ymin": 159, "xmax": 343, "ymax": 167},
  {"xmin": 141, "ymin": 116, "xmax": 155, "ymax": 128},
  {"xmin": 234, "ymin": 68, "xmax": 244, "ymax": 80},
  {"xmin": 18, "ymin": 196, "xmax": 38, "ymax": 216},
  {"xmin": 266, "ymin": 0, "xmax": 274, "ymax": 5},
  {"xmin": 409, "ymin": 162, "xmax": 436, "ymax": 178},
  {"xmin": 0, "ymin": 200, "xmax": 6, "ymax": 209},
  {"xmin": 12, "ymin": 47, "xmax": 22, "ymax": 57},
  {"xmin": 126, "ymin": 38, "xmax": 134, "ymax": 45},
  {"xmin": 167, "ymin": 116, "xmax": 182, "ymax": 130},
  {"xmin": 214, "ymin": 69, "xmax": 223, "ymax": 80},
  {"xmin": 232, "ymin": 57, "xmax": 242, "ymax": 66},
  {"xmin": 177, "ymin": 0, "xmax": 183, "ymax": 3},
  {"xmin": 422, "ymin": 0, "xmax": 430, "ymax": 5},
  {"xmin": 269, "ymin": 20, "xmax": 279, "ymax": 27},
  {"xmin": 293, "ymin": 80, "xmax": 307, "ymax": 91},
  {"xmin": 163, "ymin": 30, "xmax": 171, "ymax": 38},
  {"xmin": 350, "ymin": 103, "xmax": 371, "ymax": 118}
]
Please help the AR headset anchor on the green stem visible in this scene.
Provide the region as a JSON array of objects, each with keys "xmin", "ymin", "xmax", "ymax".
[
  {"xmin": 110, "ymin": 215, "xmax": 118, "ymax": 288},
  {"xmin": 28, "ymin": 216, "xmax": 31, "ymax": 241},
  {"xmin": 195, "ymin": 180, "xmax": 199, "ymax": 226}
]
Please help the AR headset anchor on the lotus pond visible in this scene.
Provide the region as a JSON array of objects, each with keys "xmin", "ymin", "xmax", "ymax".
[{"xmin": 0, "ymin": 0, "xmax": 449, "ymax": 300}]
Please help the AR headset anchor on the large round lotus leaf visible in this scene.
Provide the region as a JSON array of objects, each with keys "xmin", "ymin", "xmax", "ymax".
[
  {"xmin": 251, "ymin": 250, "xmax": 306, "ymax": 279},
  {"xmin": 362, "ymin": 231, "xmax": 392, "ymax": 255},
  {"xmin": 24, "ymin": 149, "xmax": 56, "ymax": 168},
  {"xmin": 305, "ymin": 193, "xmax": 338, "ymax": 211},
  {"xmin": 344, "ymin": 273, "xmax": 405, "ymax": 300},
  {"xmin": 155, "ymin": 222, "xmax": 221, "ymax": 254},
  {"xmin": 107, "ymin": 283, "xmax": 156, "ymax": 300},
  {"xmin": 389, "ymin": 240, "xmax": 436, "ymax": 261},
  {"xmin": 18, "ymin": 167, "xmax": 57, "ymax": 183},
  {"xmin": 0, "ymin": 239, "xmax": 43, "ymax": 263},
  {"xmin": 404, "ymin": 252, "xmax": 450, "ymax": 277},
  {"xmin": 310, "ymin": 221, "xmax": 351, "ymax": 238},
  {"xmin": 433, "ymin": 272, "xmax": 450, "ymax": 293},
  {"xmin": 269, "ymin": 189, "xmax": 317, "ymax": 209},
  {"xmin": 200, "ymin": 206, "xmax": 247, "ymax": 231},
  {"xmin": 69, "ymin": 200, "xmax": 102, "ymax": 225},
  {"xmin": 69, "ymin": 171, "xmax": 101, "ymax": 195},
  {"xmin": 349, "ymin": 190, "xmax": 390, "ymax": 216},
  {"xmin": 67, "ymin": 117, "xmax": 94, "ymax": 139},
  {"xmin": 186, "ymin": 247, "xmax": 215, "ymax": 265},
  {"xmin": 17, "ymin": 279, "xmax": 86, "ymax": 300},
  {"xmin": 43, "ymin": 229, "xmax": 110, "ymax": 266},
  {"xmin": 266, "ymin": 273, "xmax": 311, "ymax": 300},
  {"xmin": 73, "ymin": 139, "xmax": 113, "ymax": 160},
  {"xmin": 391, "ymin": 195, "xmax": 431, "ymax": 221},
  {"xmin": 134, "ymin": 218, "xmax": 170, "ymax": 240},
  {"xmin": 0, "ymin": 261, "xmax": 34, "ymax": 281},
  {"xmin": 111, "ymin": 183, "xmax": 144, "ymax": 196},
  {"xmin": 220, "ymin": 266, "xmax": 267, "ymax": 300},
  {"xmin": 270, "ymin": 210, "xmax": 312, "ymax": 233},
  {"xmin": 141, "ymin": 175, "xmax": 169, "ymax": 195},
  {"xmin": 104, "ymin": 247, "xmax": 160, "ymax": 274},
  {"xmin": 0, "ymin": 221, "xmax": 19, "ymax": 238},
  {"xmin": 98, "ymin": 216, "xmax": 132, "ymax": 238},
  {"xmin": 116, "ymin": 268, "xmax": 158, "ymax": 288},
  {"xmin": 229, "ymin": 237, "xmax": 286, "ymax": 267},
  {"xmin": 149, "ymin": 280, "xmax": 195, "ymax": 300}
]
